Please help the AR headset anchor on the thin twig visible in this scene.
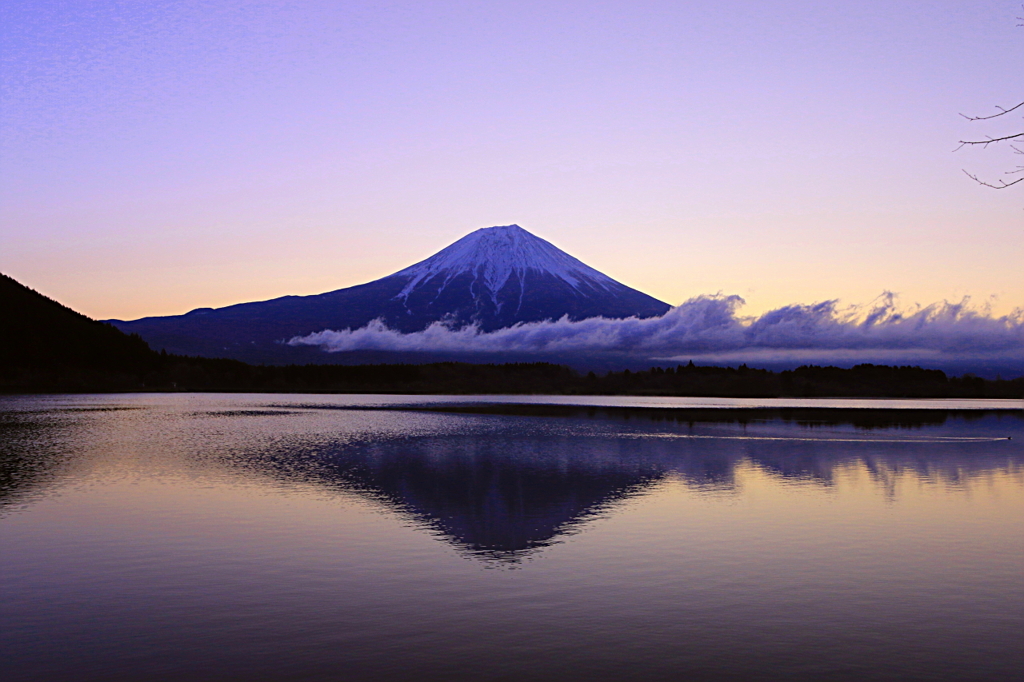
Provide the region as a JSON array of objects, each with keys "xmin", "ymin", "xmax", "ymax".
[
  {"xmin": 955, "ymin": 132, "xmax": 1024, "ymax": 150},
  {"xmin": 959, "ymin": 100, "xmax": 1024, "ymax": 121},
  {"xmin": 963, "ymin": 170, "xmax": 1024, "ymax": 189}
]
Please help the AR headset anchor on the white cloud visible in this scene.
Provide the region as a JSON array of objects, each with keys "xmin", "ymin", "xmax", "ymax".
[{"xmin": 288, "ymin": 293, "xmax": 1024, "ymax": 364}]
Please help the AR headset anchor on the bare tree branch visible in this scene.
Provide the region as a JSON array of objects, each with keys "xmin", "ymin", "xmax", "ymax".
[
  {"xmin": 956, "ymin": 132, "xmax": 1024, "ymax": 150},
  {"xmin": 959, "ymin": 100, "xmax": 1024, "ymax": 121},
  {"xmin": 963, "ymin": 170, "xmax": 1024, "ymax": 189},
  {"xmin": 958, "ymin": 7, "xmax": 1022, "ymax": 191}
]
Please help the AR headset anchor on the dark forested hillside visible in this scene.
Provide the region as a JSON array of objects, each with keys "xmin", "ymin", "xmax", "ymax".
[
  {"xmin": 0, "ymin": 273, "xmax": 160, "ymax": 390},
  {"xmin": 2, "ymin": 272, "xmax": 1021, "ymax": 398}
]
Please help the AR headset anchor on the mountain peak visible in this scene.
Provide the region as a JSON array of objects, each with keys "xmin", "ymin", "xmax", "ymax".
[
  {"xmin": 393, "ymin": 224, "xmax": 615, "ymax": 299},
  {"xmin": 479, "ymin": 223, "xmax": 525, "ymax": 232}
]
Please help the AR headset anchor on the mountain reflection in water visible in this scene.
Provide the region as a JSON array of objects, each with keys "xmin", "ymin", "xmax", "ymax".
[
  {"xmin": 220, "ymin": 405, "xmax": 1020, "ymax": 561},
  {"xmin": 0, "ymin": 395, "xmax": 1022, "ymax": 682},
  {"xmin": 253, "ymin": 434, "xmax": 668, "ymax": 560},
  {"xmin": 7, "ymin": 399, "xmax": 1014, "ymax": 562}
]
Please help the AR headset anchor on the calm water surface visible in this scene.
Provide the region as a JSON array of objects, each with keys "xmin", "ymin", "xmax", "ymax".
[{"xmin": 1, "ymin": 393, "xmax": 1022, "ymax": 681}]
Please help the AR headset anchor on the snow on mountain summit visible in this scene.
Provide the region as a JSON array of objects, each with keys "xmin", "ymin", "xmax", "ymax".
[{"xmin": 393, "ymin": 225, "xmax": 615, "ymax": 299}]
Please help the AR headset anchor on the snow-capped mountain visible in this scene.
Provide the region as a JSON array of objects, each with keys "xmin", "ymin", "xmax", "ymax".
[
  {"xmin": 394, "ymin": 224, "xmax": 617, "ymax": 302},
  {"xmin": 387, "ymin": 225, "xmax": 663, "ymax": 330},
  {"xmin": 110, "ymin": 225, "xmax": 670, "ymax": 362}
]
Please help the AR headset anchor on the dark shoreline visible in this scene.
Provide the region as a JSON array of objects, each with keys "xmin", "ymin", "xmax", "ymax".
[{"xmin": 4, "ymin": 360, "xmax": 1023, "ymax": 399}]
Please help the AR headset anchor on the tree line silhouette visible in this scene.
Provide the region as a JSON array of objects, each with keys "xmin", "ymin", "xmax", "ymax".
[{"xmin": 3, "ymin": 272, "xmax": 1021, "ymax": 398}]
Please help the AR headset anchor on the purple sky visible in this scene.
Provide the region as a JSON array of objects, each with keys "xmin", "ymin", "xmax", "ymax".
[{"xmin": 1, "ymin": 1, "xmax": 1021, "ymax": 321}]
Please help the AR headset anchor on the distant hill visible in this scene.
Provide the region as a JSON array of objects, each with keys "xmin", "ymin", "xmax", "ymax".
[
  {"xmin": 0, "ymin": 273, "xmax": 160, "ymax": 390},
  {"xmin": 109, "ymin": 225, "xmax": 671, "ymax": 363}
]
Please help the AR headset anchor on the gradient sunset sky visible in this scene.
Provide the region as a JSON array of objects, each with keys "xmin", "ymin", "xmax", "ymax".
[{"xmin": 1, "ymin": 1, "xmax": 1021, "ymax": 321}]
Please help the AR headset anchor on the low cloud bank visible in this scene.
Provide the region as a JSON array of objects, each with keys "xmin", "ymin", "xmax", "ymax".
[{"xmin": 288, "ymin": 293, "xmax": 1024, "ymax": 366}]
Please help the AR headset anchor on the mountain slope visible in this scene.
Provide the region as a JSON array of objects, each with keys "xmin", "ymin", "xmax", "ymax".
[
  {"xmin": 111, "ymin": 225, "xmax": 671, "ymax": 362},
  {"xmin": 0, "ymin": 272, "xmax": 160, "ymax": 389}
]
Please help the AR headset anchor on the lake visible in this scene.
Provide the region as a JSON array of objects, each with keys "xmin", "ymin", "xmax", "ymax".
[{"xmin": 2, "ymin": 393, "xmax": 1022, "ymax": 681}]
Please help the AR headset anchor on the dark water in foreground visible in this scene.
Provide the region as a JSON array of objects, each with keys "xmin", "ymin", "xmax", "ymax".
[{"xmin": 1, "ymin": 394, "xmax": 1022, "ymax": 681}]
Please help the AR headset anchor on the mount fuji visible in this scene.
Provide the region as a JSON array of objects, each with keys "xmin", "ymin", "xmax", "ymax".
[{"xmin": 110, "ymin": 225, "xmax": 670, "ymax": 363}]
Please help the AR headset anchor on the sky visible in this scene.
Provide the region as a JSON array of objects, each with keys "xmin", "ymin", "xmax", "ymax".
[{"xmin": 1, "ymin": 0, "xmax": 1022, "ymax": 323}]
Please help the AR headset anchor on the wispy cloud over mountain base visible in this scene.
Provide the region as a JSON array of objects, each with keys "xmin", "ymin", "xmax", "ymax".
[{"xmin": 289, "ymin": 293, "xmax": 1024, "ymax": 374}]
